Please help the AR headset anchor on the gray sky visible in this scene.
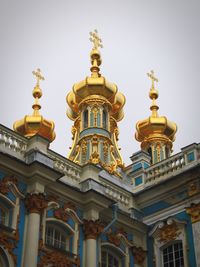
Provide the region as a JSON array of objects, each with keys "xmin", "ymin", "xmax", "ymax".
[{"xmin": 0, "ymin": 0, "xmax": 200, "ymax": 165}]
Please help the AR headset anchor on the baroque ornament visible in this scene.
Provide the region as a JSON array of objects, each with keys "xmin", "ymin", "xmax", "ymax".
[
  {"xmin": 0, "ymin": 175, "xmax": 18, "ymax": 195},
  {"xmin": 38, "ymin": 249, "xmax": 80, "ymax": 267},
  {"xmin": 0, "ymin": 227, "xmax": 19, "ymax": 265},
  {"xmin": 54, "ymin": 202, "xmax": 76, "ymax": 222},
  {"xmin": 107, "ymin": 228, "xmax": 127, "ymax": 247},
  {"xmin": 158, "ymin": 221, "xmax": 181, "ymax": 243},
  {"xmin": 186, "ymin": 202, "xmax": 200, "ymax": 223}
]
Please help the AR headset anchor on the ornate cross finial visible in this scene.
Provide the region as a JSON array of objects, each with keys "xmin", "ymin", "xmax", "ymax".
[
  {"xmin": 147, "ymin": 70, "xmax": 158, "ymax": 88},
  {"xmin": 89, "ymin": 29, "xmax": 103, "ymax": 50},
  {"xmin": 32, "ymin": 68, "xmax": 45, "ymax": 86}
]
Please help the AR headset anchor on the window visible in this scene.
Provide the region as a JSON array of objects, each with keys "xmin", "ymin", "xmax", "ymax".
[
  {"xmin": 0, "ymin": 247, "xmax": 9, "ymax": 267},
  {"xmin": 45, "ymin": 225, "xmax": 66, "ymax": 250},
  {"xmin": 83, "ymin": 110, "xmax": 88, "ymax": 129},
  {"xmin": 101, "ymin": 250, "xmax": 120, "ymax": 267},
  {"xmin": 102, "ymin": 110, "xmax": 107, "ymax": 129},
  {"xmin": 162, "ymin": 242, "xmax": 184, "ymax": 267},
  {"xmin": 135, "ymin": 176, "xmax": 143, "ymax": 186}
]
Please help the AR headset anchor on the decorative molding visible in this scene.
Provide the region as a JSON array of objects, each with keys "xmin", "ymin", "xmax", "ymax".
[
  {"xmin": 107, "ymin": 228, "xmax": 127, "ymax": 247},
  {"xmin": 83, "ymin": 219, "xmax": 104, "ymax": 239},
  {"xmin": 158, "ymin": 223, "xmax": 180, "ymax": 243},
  {"xmin": 186, "ymin": 202, "xmax": 200, "ymax": 223},
  {"xmin": 149, "ymin": 218, "xmax": 186, "ymax": 240},
  {"xmin": 25, "ymin": 193, "xmax": 48, "ymax": 214},
  {"xmin": 0, "ymin": 175, "xmax": 18, "ymax": 195},
  {"xmin": 54, "ymin": 202, "xmax": 76, "ymax": 222},
  {"xmin": 38, "ymin": 245, "xmax": 80, "ymax": 267},
  {"xmin": 0, "ymin": 227, "xmax": 19, "ymax": 265},
  {"xmin": 131, "ymin": 245, "xmax": 146, "ymax": 266},
  {"xmin": 187, "ymin": 182, "xmax": 199, "ymax": 197}
]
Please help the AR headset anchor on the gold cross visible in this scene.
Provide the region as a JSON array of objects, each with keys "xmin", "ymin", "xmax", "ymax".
[
  {"xmin": 147, "ymin": 70, "xmax": 158, "ymax": 88},
  {"xmin": 89, "ymin": 29, "xmax": 103, "ymax": 50},
  {"xmin": 32, "ymin": 68, "xmax": 45, "ymax": 86}
]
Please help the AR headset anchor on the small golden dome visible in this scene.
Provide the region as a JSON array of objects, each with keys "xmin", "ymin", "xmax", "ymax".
[
  {"xmin": 135, "ymin": 70, "xmax": 177, "ymax": 151},
  {"xmin": 66, "ymin": 30, "xmax": 125, "ymax": 122},
  {"xmin": 13, "ymin": 69, "xmax": 56, "ymax": 142}
]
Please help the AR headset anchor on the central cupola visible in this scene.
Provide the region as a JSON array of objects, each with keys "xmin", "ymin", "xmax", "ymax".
[{"xmin": 66, "ymin": 30, "xmax": 125, "ymax": 172}]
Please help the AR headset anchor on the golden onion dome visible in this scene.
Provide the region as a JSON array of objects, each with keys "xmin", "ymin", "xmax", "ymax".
[
  {"xmin": 66, "ymin": 30, "xmax": 125, "ymax": 122},
  {"xmin": 13, "ymin": 69, "xmax": 56, "ymax": 142},
  {"xmin": 135, "ymin": 70, "xmax": 177, "ymax": 150}
]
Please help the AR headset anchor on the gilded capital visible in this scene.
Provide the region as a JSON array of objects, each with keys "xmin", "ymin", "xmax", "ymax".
[
  {"xmin": 83, "ymin": 219, "xmax": 104, "ymax": 240},
  {"xmin": 25, "ymin": 193, "xmax": 48, "ymax": 214}
]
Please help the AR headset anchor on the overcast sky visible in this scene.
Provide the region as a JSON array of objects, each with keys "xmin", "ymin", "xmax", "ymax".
[{"xmin": 0, "ymin": 0, "xmax": 200, "ymax": 165}]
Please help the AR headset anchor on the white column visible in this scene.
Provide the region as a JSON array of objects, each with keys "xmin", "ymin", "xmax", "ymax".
[
  {"xmin": 23, "ymin": 212, "xmax": 40, "ymax": 267},
  {"xmin": 23, "ymin": 192, "xmax": 47, "ymax": 267},
  {"xmin": 85, "ymin": 238, "xmax": 97, "ymax": 267},
  {"xmin": 73, "ymin": 223, "xmax": 79, "ymax": 254}
]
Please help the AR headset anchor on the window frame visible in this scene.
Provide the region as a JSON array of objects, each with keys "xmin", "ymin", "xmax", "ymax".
[
  {"xmin": 101, "ymin": 249, "xmax": 122, "ymax": 267},
  {"xmin": 161, "ymin": 241, "xmax": 184, "ymax": 267},
  {"xmin": 45, "ymin": 222, "xmax": 73, "ymax": 252}
]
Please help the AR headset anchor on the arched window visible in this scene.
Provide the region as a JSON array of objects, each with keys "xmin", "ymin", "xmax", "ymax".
[
  {"xmin": 101, "ymin": 250, "xmax": 121, "ymax": 267},
  {"xmin": 45, "ymin": 225, "xmax": 67, "ymax": 250},
  {"xmin": 162, "ymin": 241, "xmax": 184, "ymax": 267},
  {"xmin": 45, "ymin": 223, "xmax": 72, "ymax": 252},
  {"xmin": 0, "ymin": 247, "xmax": 9, "ymax": 267},
  {"xmin": 83, "ymin": 110, "xmax": 88, "ymax": 129},
  {"xmin": 102, "ymin": 110, "xmax": 107, "ymax": 129}
]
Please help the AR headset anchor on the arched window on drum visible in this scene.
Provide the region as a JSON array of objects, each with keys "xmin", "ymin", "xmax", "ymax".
[
  {"xmin": 83, "ymin": 109, "xmax": 89, "ymax": 129},
  {"xmin": 102, "ymin": 109, "xmax": 107, "ymax": 129}
]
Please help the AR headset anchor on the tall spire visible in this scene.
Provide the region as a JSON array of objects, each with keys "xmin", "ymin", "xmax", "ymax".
[
  {"xmin": 13, "ymin": 69, "xmax": 56, "ymax": 142},
  {"xmin": 66, "ymin": 30, "xmax": 125, "ymax": 174},
  {"xmin": 135, "ymin": 71, "xmax": 177, "ymax": 164}
]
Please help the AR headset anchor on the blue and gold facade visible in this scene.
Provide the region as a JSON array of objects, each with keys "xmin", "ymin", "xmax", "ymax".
[{"xmin": 0, "ymin": 31, "xmax": 200, "ymax": 267}]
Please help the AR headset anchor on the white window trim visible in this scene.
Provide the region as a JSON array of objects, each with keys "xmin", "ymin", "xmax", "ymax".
[{"xmin": 149, "ymin": 218, "xmax": 188, "ymax": 267}]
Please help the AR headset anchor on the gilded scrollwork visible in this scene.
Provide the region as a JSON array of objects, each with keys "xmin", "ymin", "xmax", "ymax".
[
  {"xmin": 158, "ymin": 221, "xmax": 181, "ymax": 243},
  {"xmin": 106, "ymin": 228, "xmax": 127, "ymax": 247},
  {"xmin": 38, "ymin": 247, "xmax": 80, "ymax": 267},
  {"xmin": 54, "ymin": 202, "xmax": 76, "ymax": 222},
  {"xmin": 0, "ymin": 224, "xmax": 19, "ymax": 265},
  {"xmin": 0, "ymin": 175, "xmax": 18, "ymax": 195},
  {"xmin": 186, "ymin": 202, "xmax": 200, "ymax": 223}
]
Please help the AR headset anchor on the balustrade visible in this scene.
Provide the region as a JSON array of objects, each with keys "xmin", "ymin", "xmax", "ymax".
[{"xmin": 0, "ymin": 125, "xmax": 27, "ymax": 159}]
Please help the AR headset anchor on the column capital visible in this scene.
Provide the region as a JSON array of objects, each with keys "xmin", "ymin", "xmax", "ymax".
[
  {"xmin": 83, "ymin": 219, "xmax": 104, "ymax": 240},
  {"xmin": 25, "ymin": 193, "xmax": 48, "ymax": 214}
]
